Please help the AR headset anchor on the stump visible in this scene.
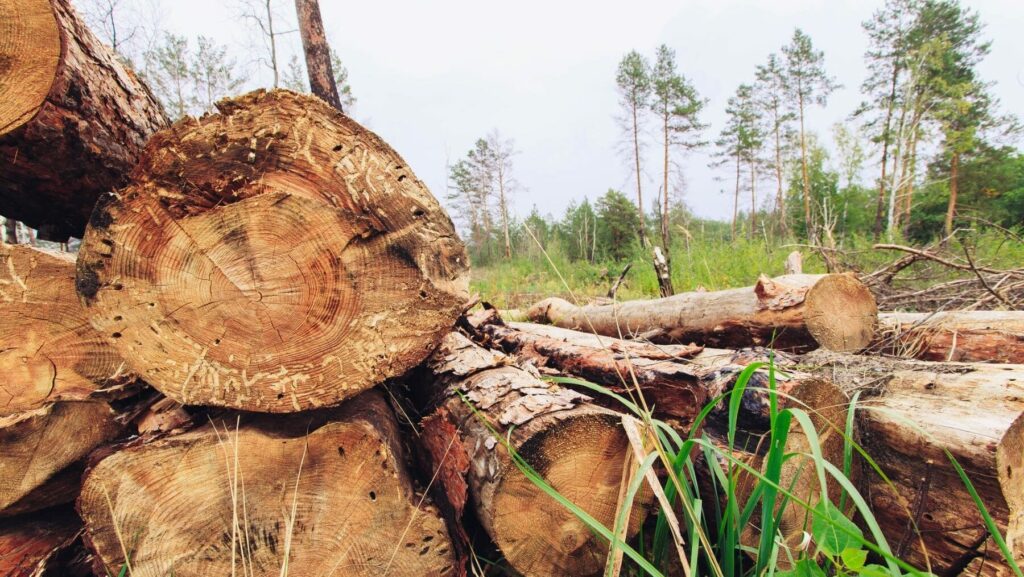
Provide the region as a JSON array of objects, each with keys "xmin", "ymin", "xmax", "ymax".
[
  {"xmin": 76, "ymin": 89, "xmax": 470, "ymax": 412},
  {"xmin": 0, "ymin": 0, "xmax": 167, "ymax": 240},
  {"xmin": 78, "ymin": 390, "xmax": 454, "ymax": 577},
  {"xmin": 0, "ymin": 245, "xmax": 137, "ymax": 516},
  {"xmin": 527, "ymin": 273, "xmax": 877, "ymax": 353},
  {"xmin": 420, "ymin": 333, "xmax": 652, "ymax": 577}
]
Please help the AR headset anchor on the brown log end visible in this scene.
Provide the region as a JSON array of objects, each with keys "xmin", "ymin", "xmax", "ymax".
[
  {"xmin": 0, "ymin": 245, "xmax": 134, "ymax": 412},
  {"xmin": 803, "ymin": 273, "xmax": 878, "ymax": 352},
  {"xmin": 78, "ymin": 392, "xmax": 455, "ymax": 577},
  {"xmin": 75, "ymin": 89, "xmax": 470, "ymax": 412},
  {"xmin": 0, "ymin": 0, "xmax": 60, "ymax": 137},
  {"xmin": 997, "ymin": 413, "xmax": 1024, "ymax": 567}
]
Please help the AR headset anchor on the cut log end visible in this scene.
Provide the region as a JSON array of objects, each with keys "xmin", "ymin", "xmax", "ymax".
[
  {"xmin": 0, "ymin": 245, "xmax": 132, "ymax": 413},
  {"xmin": 0, "ymin": 0, "xmax": 60, "ymax": 137},
  {"xmin": 76, "ymin": 90, "xmax": 470, "ymax": 412},
  {"xmin": 78, "ymin": 392, "xmax": 455, "ymax": 577},
  {"xmin": 492, "ymin": 412, "xmax": 636, "ymax": 576},
  {"xmin": 803, "ymin": 273, "xmax": 878, "ymax": 352}
]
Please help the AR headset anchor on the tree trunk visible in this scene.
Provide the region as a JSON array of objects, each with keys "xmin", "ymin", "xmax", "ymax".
[
  {"xmin": 527, "ymin": 273, "xmax": 878, "ymax": 353},
  {"xmin": 803, "ymin": 351, "xmax": 1024, "ymax": 577},
  {"xmin": 945, "ymin": 151, "xmax": 960, "ymax": 237},
  {"xmin": 75, "ymin": 90, "xmax": 470, "ymax": 413},
  {"xmin": 632, "ymin": 100, "xmax": 647, "ymax": 247},
  {"xmin": 0, "ymin": 245, "xmax": 140, "ymax": 516},
  {"xmin": 418, "ymin": 333, "xmax": 652, "ymax": 577},
  {"xmin": 873, "ymin": 60, "xmax": 901, "ymax": 241},
  {"xmin": 662, "ymin": 113, "xmax": 671, "ymax": 253},
  {"xmin": 773, "ymin": 104, "xmax": 787, "ymax": 238},
  {"xmin": 294, "ymin": 0, "xmax": 341, "ymax": 111},
  {"xmin": 875, "ymin": 311, "xmax": 1024, "ymax": 363},
  {"xmin": 0, "ymin": 0, "xmax": 168, "ymax": 241},
  {"xmin": 79, "ymin": 390, "xmax": 454, "ymax": 577},
  {"xmin": 733, "ymin": 148, "xmax": 741, "ymax": 240},
  {"xmin": 784, "ymin": 250, "xmax": 803, "ymax": 275},
  {"xmin": 798, "ymin": 91, "xmax": 812, "ymax": 239},
  {"xmin": 653, "ymin": 245, "xmax": 674, "ymax": 297},
  {"xmin": 0, "ymin": 509, "xmax": 91, "ymax": 576}
]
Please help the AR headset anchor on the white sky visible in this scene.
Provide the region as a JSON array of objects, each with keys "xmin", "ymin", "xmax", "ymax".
[{"xmin": 118, "ymin": 0, "xmax": 1024, "ymax": 221}]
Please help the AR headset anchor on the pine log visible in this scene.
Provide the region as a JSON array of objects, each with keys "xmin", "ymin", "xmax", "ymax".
[
  {"xmin": 0, "ymin": 245, "xmax": 138, "ymax": 516},
  {"xmin": 0, "ymin": 509, "xmax": 90, "ymax": 577},
  {"xmin": 419, "ymin": 333, "xmax": 652, "ymax": 577},
  {"xmin": 527, "ymin": 273, "xmax": 878, "ymax": 353},
  {"xmin": 78, "ymin": 390, "xmax": 454, "ymax": 577},
  {"xmin": 804, "ymin": 351, "xmax": 1024, "ymax": 577},
  {"xmin": 75, "ymin": 89, "xmax": 470, "ymax": 412},
  {"xmin": 0, "ymin": 0, "xmax": 167, "ymax": 241},
  {"xmin": 876, "ymin": 311, "xmax": 1024, "ymax": 363}
]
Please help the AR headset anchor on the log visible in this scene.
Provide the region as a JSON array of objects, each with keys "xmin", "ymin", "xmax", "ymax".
[
  {"xmin": 0, "ymin": 0, "xmax": 167, "ymax": 241},
  {"xmin": 0, "ymin": 509, "xmax": 90, "ymax": 577},
  {"xmin": 0, "ymin": 245, "xmax": 138, "ymax": 516},
  {"xmin": 876, "ymin": 311, "xmax": 1024, "ymax": 364},
  {"xmin": 527, "ymin": 273, "xmax": 878, "ymax": 353},
  {"xmin": 75, "ymin": 89, "xmax": 470, "ymax": 412},
  {"xmin": 804, "ymin": 351, "xmax": 1024, "ymax": 577},
  {"xmin": 78, "ymin": 390, "xmax": 455, "ymax": 577},
  {"xmin": 419, "ymin": 333, "xmax": 652, "ymax": 577}
]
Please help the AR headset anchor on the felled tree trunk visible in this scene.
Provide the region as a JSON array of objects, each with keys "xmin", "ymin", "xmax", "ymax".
[
  {"xmin": 76, "ymin": 89, "xmax": 470, "ymax": 413},
  {"xmin": 0, "ymin": 509, "xmax": 91, "ymax": 577},
  {"xmin": 78, "ymin": 390, "xmax": 454, "ymax": 577},
  {"xmin": 804, "ymin": 351, "xmax": 1024, "ymax": 577},
  {"xmin": 527, "ymin": 273, "xmax": 877, "ymax": 353},
  {"xmin": 876, "ymin": 311, "xmax": 1024, "ymax": 364},
  {"xmin": 0, "ymin": 245, "xmax": 138, "ymax": 516},
  {"xmin": 0, "ymin": 0, "xmax": 167, "ymax": 241},
  {"xmin": 419, "ymin": 333, "xmax": 652, "ymax": 577}
]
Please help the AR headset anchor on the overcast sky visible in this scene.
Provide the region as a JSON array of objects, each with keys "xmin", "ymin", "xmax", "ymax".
[{"xmin": 123, "ymin": 0, "xmax": 1024, "ymax": 222}]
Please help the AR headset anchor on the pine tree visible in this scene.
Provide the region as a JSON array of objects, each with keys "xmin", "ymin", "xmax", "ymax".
[
  {"xmin": 783, "ymin": 29, "xmax": 839, "ymax": 240},
  {"xmin": 650, "ymin": 44, "xmax": 706, "ymax": 256},
  {"xmin": 144, "ymin": 33, "xmax": 197, "ymax": 120},
  {"xmin": 596, "ymin": 189, "xmax": 641, "ymax": 261},
  {"xmin": 714, "ymin": 84, "xmax": 763, "ymax": 240},
  {"xmin": 329, "ymin": 48, "xmax": 357, "ymax": 111},
  {"xmin": 615, "ymin": 50, "xmax": 652, "ymax": 246},
  {"xmin": 192, "ymin": 36, "xmax": 243, "ymax": 113},
  {"xmin": 754, "ymin": 53, "xmax": 796, "ymax": 236}
]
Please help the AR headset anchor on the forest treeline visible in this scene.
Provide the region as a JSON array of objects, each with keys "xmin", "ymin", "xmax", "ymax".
[{"xmin": 447, "ymin": 0, "xmax": 1022, "ymax": 269}]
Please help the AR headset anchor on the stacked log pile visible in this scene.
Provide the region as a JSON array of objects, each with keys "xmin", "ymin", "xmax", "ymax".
[{"xmin": 1, "ymin": 2, "xmax": 1023, "ymax": 576}]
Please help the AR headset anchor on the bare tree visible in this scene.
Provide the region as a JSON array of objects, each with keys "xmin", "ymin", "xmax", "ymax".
[
  {"xmin": 238, "ymin": 0, "xmax": 295, "ymax": 87},
  {"xmin": 485, "ymin": 131, "xmax": 518, "ymax": 259}
]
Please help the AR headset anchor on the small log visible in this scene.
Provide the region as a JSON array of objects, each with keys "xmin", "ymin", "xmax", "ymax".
[
  {"xmin": 527, "ymin": 273, "xmax": 877, "ymax": 353},
  {"xmin": 419, "ymin": 333, "xmax": 652, "ymax": 577},
  {"xmin": 876, "ymin": 311, "xmax": 1024, "ymax": 363},
  {"xmin": 0, "ymin": 245, "xmax": 138, "ymax": 516},
  {"xmin": 76, "ymin": 89, "xmax": 470, "ymax": 412},
  {"xmin": 0, "ymin": 509, "xmax": 90, "ymax": 577},
  {"xmin": 0, "ymin": 0, "xmax": 168, "ymax": 240},
  {"xmin": 78, "ymin": 390, "xmax": 454, "ymax": 577},
  {"xmin": 804, "ymin": 351, "xmax": 1024, "ymax": 577}
]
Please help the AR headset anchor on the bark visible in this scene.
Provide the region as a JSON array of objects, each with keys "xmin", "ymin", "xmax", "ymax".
[
  {"xmin": 75, "ymin": 89, "xmax": 470, "ymax": 413},
  {"xmin": 803, "ymin": 351, "xmax": 1024, "ymax": 577},
  {"xmin": 418, "ymin": 333, "xmax": 652, "ymax": 577},
  {"xmin": 0, "ymin": 245, "xmax": 139, "ymax": 516},
  {"xmin": 632, "ymin": 99, "xmax": 646, "ymax": 247},
  {"xmin": 294, "ymin": 0, "xmax": 342, "ymax": 111},
  {"xmin": 945, "ymin": 151, "xmax": 960, "ymax": 237},
  {"xmin": 79, "ymin": 390, "xmax": 454, "ymax": 577},
  {"xmin": 0, "ymin": 509, "xmax": 92, "ymax": 577},
  {"xmin": 662, "ymin": 113, "xmax": 671, "ymax": 253},
  {"xmin": 465, "ymin": 311, "xmax": 831, "ymax": 430},
  {"xmin": 773, "ymin": 104, "xmax": 787, "ymax": 237},
  {"xmin": 798, "ymin": 91, "xmax": 812, "ymax": 239},
  {"xmin": 527, "ymin": 273, "xmax": 878, "ymax": 353},
  {"xmin": 875, "ymin": 311, "xmax": 1024, "ymax": 363},
  {"xmin": 0, "ymin": 0, "xmax": 168, "ymax": 241},
  {"xmin": 733, "ymin": 149, "xmax": 741, "ymax": 240}
]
